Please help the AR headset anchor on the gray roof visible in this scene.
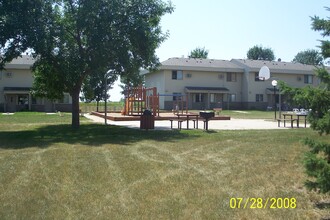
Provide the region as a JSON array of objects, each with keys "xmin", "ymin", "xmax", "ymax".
[
  {"xmin": 160, "ymin": 57, "xmax": 244, "ymax": 73},
  {"xmin": 4, "ymin": 55, "xmax": 35, "ymax": 69},
  {"xmin": 145, "ymin": 57, "xmax": 330, "ymax": 75},
  {"xmin": 231, "ymin": 59, "xmax": 319, "ymax": 74}
]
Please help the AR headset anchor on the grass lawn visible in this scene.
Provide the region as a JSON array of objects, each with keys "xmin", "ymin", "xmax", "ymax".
[
  {"xmin": 80, "ymin": 101, "xmax": 124, "ymax": 113},
  {"xmin": 0, "ymin": 112, "xmax": 329, "ymax": 219}
]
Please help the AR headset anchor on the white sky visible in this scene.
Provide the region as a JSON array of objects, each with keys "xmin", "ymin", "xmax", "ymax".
[{"xmin": 109, "ymin": 0, "xmax": 329, "ymax": 101}]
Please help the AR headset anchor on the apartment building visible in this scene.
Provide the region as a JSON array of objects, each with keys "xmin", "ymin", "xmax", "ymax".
[
  {"xmin": 144, "ymin": 57, "xmax": 322, "ymax": 110},
  {"xmin": 0, "ymin": 55, "xmax": 72, "ymax": 112}
]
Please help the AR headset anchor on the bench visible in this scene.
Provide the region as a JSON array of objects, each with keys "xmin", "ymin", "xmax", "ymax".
[
  {"xmin": 213, "ymin": 108, "xmax": 222, "ymax": 115},
  {"xmin": 169, "ymin": 119, "xmax": 184, "ymax": 130},
  {"xmin": 277, "ymin": 118, "xmax": 298, "ymax": 128}
]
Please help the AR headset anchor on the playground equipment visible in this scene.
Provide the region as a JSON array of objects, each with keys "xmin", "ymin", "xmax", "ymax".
[
  {"xmin": 122, "ymin": 85, "xmax": 160, "ymax": 116},
  {"xmin": 171, "ymin": 94, "xmax": 188, "ymax": 114}
]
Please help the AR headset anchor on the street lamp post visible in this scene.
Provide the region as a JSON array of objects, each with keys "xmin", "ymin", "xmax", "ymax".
[
  {"xmin": 104, "ymin": 70, "xmax": 114, "ymax": 125},
  {"xmin": 271, "ymin": 80, "xmax": 278, "ymax": 120}
]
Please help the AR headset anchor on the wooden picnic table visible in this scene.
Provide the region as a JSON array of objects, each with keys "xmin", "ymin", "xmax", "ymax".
[
  {"xmin": 282, "ymin": 113, "xmax": 307, "ymax": 128},
  {"xmin": 176, "ymin": 113, "xmax": 199, "ymax": 129}
]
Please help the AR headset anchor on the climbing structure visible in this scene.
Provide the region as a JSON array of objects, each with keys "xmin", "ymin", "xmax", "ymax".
[{"xmin": 122, "ymin": 85, "xmax": 159, "ymax": 116}]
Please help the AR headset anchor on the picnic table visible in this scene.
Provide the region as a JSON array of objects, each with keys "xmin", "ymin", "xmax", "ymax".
[
  {"xmin": 279, "ymin": 112, "xmax": 307, "ymax": 128},
  {"xmin": 175, "ymin": 113, "xmax": 199, "ymax": 129}
]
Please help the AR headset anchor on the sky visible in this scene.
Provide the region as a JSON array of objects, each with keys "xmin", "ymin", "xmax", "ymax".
[{"xmin": 109, "ymin": 0, "xmax": 329, "ymax": 101}]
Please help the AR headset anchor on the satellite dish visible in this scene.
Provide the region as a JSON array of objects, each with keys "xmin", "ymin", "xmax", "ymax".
[{"xmin": 258, "ymin": 65, "xmax": 270, "ymax": 81}]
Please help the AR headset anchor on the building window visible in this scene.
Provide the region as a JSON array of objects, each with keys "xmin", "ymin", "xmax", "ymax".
[
  {"xmin": 18, "ymin": 95, "xmax": 28, "ymax": 105},
  {"xmin": 210, "ymin": 94, "xmax": 215, "ymax": 103},
  {"xmin": 304, "ymin": 75, "xmax": 313, "ymax": 84},
  {"xmin": 228, "ymin": 94, "xmax": 236, "ymax": 102},
  {"xmin": 195, "ymin": 93, "xmax": 204, "ymax": 103},
  {"xmin": 173, "ymin": 93, "xmax": 182, "ymax": 101},
  {"xmin": 6, "ymin": 72, "xmax": 13, "ymax": 78},
  {"xmin": 226, "ymin": 73, "xmax": 237, "ymax": 82},
  {"xmin": 172, "ymin": 70, "xmax": 183, "ymax": 80},
  {"xmin": 255, "ymin": 72, "xmax": 261, "ymax": 81},
  {"xmin": 58, "ymin": 94, "xmax": 70, "ymax": 104},
  {"xmin": 256, "ymin": 94, "xmax": 264, "ymax": 102}
]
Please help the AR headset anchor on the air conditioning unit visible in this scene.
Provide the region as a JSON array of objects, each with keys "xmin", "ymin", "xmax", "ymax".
[
  {"xmin": 6, "ymin": 72, "xmax": 12, "ymax": 78},
  {"xmin": 186, "ymin": 73, "xmax": 192, "ymax": 78},
  {"xmin": 218, "ymin": 74, "xmax": 224, "ymax": 79},
  {"xmin": 297, "ymin": 76, "xmax": 302, "ymax": 81}
]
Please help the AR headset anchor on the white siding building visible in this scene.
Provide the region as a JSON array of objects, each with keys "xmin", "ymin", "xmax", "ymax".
[{"xmin": 144, "ymin": 57, "xmax": 324, "ymax": 110}]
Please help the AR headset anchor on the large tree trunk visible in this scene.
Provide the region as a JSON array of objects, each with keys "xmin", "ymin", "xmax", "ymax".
[{"xmin": 71, "ymin": 89, "xmax": 80, "ymax": 129}]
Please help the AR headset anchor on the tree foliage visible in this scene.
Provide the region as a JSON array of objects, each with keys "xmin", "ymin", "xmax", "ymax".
[
  {"xmin": 246, "ymin": 45, "xmax": 275, "ymax": 61},
  {"xmin": 280, "ymin": 7, "xmax": 330, "ymax": 194},
  {"xmin": 81, "ymin": 72, "xmax": 117, "ymax": 111},
  {"xmin": 188, "ymin": 47, "xmax": 209, "ymax": 59},
  {"xmin": 292, "ymin": 49, "xmax": 323, "ymax": 65},
  {"xmin": 0, "ymin": 0, "xmax": 173, "ymax": 128}
]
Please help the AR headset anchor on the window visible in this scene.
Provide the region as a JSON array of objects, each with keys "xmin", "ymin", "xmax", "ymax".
[
  {"xmin": 226, "ymin": 73, "xmax": 237, "ymax": 82},
  {"xmin": 172, "ymin": 70, "xmax": 183, "ymax": 80},
  {"xmin": 228, "ymin": 94, "xmax": 236, "ymax": 102},
  {"xmin": 255, "ymin": 72, "xmax": 261, "ymax": 81},
  {"xmin": 6, "ymin": 72, "xmax": 12, "ymax": 78},
  {"xmin": 195, "ymin": 93, "xmax": 204, "ymax": 103},
  {"xmin": 173, "ymin": 93, "xmax": 182, "ymax": 101},
  {"xmin": 18, "ymin": 95, "xmax": 28, "ymax": 105},
  {"xmin": 58, "ymin": 94, "xmax": 70, "ymax": 104},
  {"xmin": 256, "ymin": 94, "xmax": 264, "ymax": 102},
  {"xmin": 210, "ymin": 94, "xmax": 215, "ymax": 103},
  {"xmin": 304, "ymin": 75, "xmax": 313, "ymax": 84}
]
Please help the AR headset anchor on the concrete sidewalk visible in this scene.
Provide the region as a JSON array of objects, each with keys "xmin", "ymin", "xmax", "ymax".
[{"xmin": 84, "ymin": 114, "xmax": 308, "ymax": 130}]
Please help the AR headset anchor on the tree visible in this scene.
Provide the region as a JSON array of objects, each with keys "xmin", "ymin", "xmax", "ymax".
[
  {"xmin": 188, "ymin": 47, "xmax": 209, "ymax": 59},
  {"xmin": 120, "ymin": 70, "xmax": 145, "ymax": 88},
  {"xmin": 0, "ymin": 0, "xmax": 173, "ymax": 128},
  {"xmin": 246, "ymin": 45, "xmax": 275, "ymax": 61},
  {"xmin": 280, "ymin": 7, "xmax": 330, "ymax": 193},
  {"xmin": 81, "ymin": 72, "xmax": 117, "ymax": 112},
  {"xmin": 292, "ymin": 49, "xmax": 323, "ymax": 65}
]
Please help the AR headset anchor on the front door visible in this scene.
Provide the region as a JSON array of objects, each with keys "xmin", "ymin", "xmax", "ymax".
[{"xmin": 6, "ymin": 95, "xmax": 17, "ymax": 112}]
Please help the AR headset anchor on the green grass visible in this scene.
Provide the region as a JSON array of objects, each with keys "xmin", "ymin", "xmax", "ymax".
[
  {"xmin": 221, "ymin": 110, "xmax": 275, "ymax": 119},
  {"xmin": 0, "ymin": 113, "xmax": 329, "ymax": 219},
  {"xmin": 188, "ymin": 110, "xmax": 276, "ymax": 119},
  {"xmin": 80, "ymin": 101, "xmax": 124, "ymax": 113}
]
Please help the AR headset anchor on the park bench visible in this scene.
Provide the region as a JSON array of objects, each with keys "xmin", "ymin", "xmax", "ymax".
[
  {"xmin": 277, "ymin": 118, "xmax": 298, "ymax": 128},
  {"xmin": 169, "ymin": 119, "xmax": 184, "ymax": 130}
]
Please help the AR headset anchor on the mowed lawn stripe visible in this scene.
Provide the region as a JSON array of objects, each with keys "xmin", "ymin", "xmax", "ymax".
[{"xmin": 0, "ymin": 112, "xmax": 329, "ymax": 219}]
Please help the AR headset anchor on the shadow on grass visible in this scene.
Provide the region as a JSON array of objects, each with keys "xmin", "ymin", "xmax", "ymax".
[
  {"xmin": 0, "ymin": 124, "xmax": 201, "ymax": 149},
  {"xmin": 316, "ymin": 201, "xmax": 330, "ymax": 210}
]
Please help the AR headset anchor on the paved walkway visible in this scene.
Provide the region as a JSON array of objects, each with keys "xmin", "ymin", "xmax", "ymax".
[{"xmin": 84, "ymin": 114, "xmax": 309, "ymax": 130}]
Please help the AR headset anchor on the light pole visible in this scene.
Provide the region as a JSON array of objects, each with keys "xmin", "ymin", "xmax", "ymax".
[
  {"xmin": 104, "ymin": 70, "xmax": 114, "ymax": 125},
  {"xmin": 272, "ymin": 80, "xmax": 278, "ymax": 120}
]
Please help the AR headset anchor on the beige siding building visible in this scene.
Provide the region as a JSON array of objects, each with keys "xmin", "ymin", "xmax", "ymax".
[
  {"xmin": 0, "ymin": 56, "xmax": 72, "ymax": 112},
  {"xmin": 144, "ymin": 57, "xmax": 324, "ymax": 110}
]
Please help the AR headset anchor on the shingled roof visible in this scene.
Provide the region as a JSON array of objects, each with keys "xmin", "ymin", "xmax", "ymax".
[
  {"xmin": 160, "ymin": 57, "xmax": 244, "ymax": 73},
  {"xmin": 231, "ymin": 59, "xmax": 320, "ymax": 74},
  {"xmin": 146, "ymin": 57, "xmax": 330, "ymax": 75},
  {"xmin": 4, "ymin": 55, "xmax": 35, "ymax": 69}
]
